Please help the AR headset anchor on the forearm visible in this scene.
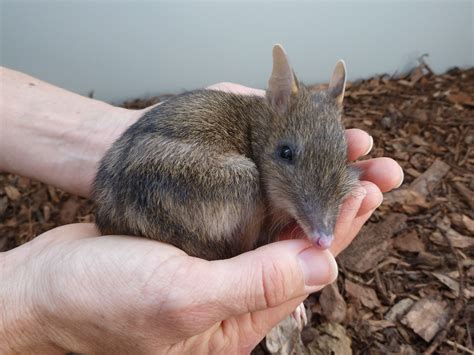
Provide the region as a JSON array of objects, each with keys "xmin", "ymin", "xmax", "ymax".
[{"xmin": 0, "ymin": 67, "xmax": 141, "ymax": 197}]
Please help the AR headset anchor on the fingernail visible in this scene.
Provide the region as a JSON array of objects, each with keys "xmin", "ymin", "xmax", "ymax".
[
  {"xmin": 394, "ymin": 165, "xmax": 404, "ymax": 189},
  {"xmin": 298, "ymin": 248, "xmax": 338, "ymax": 289},
  {"xmin": 363, "ymin": 136, "xmax": 374, "ymax": 156}
]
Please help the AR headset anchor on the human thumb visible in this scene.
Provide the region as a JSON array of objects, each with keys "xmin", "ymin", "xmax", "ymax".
[{"xmin": 207, "ymin": 239, "xmax": 338, "ymax": 319}]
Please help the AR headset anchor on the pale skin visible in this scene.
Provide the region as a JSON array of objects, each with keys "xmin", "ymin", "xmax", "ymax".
[{"xmin": 0, "ymin": 67, "xmax": 403, "ymax": 353}]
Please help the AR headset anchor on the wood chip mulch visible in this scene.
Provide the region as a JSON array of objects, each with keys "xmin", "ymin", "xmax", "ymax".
[{"xmin": 1, "ymin": 63, "xmax": 473, "ymax": 354}]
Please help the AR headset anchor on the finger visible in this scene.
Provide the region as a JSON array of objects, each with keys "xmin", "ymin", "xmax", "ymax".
[
  {"xmin": 206, "ymin": 82, "xmax": 265, "ymax": 97},
  {"xmin": 207, "ymin": 240, "xmax": 338, "ymax": 319},
  {"xmin": 358, "ymin": 181, "xmax": 383, "ymax": 217},
  {"xmin": 330, "ymin": 185, "xmax": 366, "ymax": 256},
  {"xmin": 231, "ymin": 296, "xmax": 307, "ymax": 352},
  {"xmin": 330, "ymin": 182, "xmax": 382, "ymax": 256},
  {"xmin": 331, "ymin": 208, "xmax": 375, "ymax": 256},
  {"xmin": 354, "ymin": 157, "xmax": 403, "ymax": 192},
  {"xmin": 345, "ymin": 129, "xmax": 373, "ymax": 161}
]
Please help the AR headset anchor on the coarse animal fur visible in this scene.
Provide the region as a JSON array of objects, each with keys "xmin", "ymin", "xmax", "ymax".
[{"xmin": 92, "ymin": 45, "xmax": 359, "ymax": 260}]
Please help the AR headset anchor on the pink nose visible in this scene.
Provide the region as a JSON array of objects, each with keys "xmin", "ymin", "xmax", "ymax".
[{"xmin": 311, "ymin": 232, "xmax": 333, "ymax": 249}]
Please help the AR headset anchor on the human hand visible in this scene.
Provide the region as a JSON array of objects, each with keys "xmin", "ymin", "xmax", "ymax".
[
  {"xmin": 0, "ymin": 118, "xmax": 401, "ymax": 355},
  {"xmin": 1, "ymin": 78, "xmax": 402, "ymax": 353},
  {"xmin": 1, "ymin": 166, "xmax": 400, "ymax": 354},
  {"xmin": 1, "ymin": 224, "xmax": 333, "ymax": 353},
  {"xmin": 0, "ymin": 167, "xmax": 387, "ymax": 354}
]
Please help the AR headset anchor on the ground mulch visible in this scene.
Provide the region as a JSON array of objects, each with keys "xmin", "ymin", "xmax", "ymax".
[{"xmin": 1, "ymin": 63, "xmax": 473, "ymax": 354}]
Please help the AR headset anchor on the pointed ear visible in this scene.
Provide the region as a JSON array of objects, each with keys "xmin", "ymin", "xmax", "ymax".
[
  {"xmin": 266, "ymin": 44, "xmax": 299, "ymax": 114},
  {"xmin": 328, "ymin": 60, "xmax": 347, "ymax": 106}
]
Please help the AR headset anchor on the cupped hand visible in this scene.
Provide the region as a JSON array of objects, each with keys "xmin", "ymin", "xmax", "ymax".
[
  {"xmin": 1, "ymin": 83, "xmax": 402, "ymax": 353},
  {"xmin": 3, "ymin": 224, "xmax": 336, "ymax": 353}
]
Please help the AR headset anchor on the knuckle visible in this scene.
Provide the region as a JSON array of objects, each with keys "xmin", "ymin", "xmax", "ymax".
[{"xmin": 259, "ymin": 259, "xmax": 290, "ymax": 308}]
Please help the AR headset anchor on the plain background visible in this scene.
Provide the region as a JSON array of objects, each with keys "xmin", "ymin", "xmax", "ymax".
[{"xmin": 1, "ymin": 0, "xmax": 473, "ymax": 103}]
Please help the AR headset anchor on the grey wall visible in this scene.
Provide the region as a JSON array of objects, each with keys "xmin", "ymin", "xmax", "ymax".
[{"xmin": 1, "ymin": 0, "xmax": 473, "ymax": 103}]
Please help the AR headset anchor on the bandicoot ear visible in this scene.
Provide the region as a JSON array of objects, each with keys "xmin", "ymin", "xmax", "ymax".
[
  {"xmin": 328, "ymin": 60, "xmax": 347, "ymax": 106},
  {"xmin": 266, "ymin": 44, "xmax": 299, "ymax": 114}
]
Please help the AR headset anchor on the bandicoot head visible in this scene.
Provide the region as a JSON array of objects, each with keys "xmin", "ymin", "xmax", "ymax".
[{"xmin": 253, "ymin": 44, "xmax": 360, "ymax": 249}]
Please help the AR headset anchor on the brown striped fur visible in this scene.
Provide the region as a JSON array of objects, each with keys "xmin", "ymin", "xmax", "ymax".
[{"xmin": 92, "ymin": 46, "xmax": 359, "ymax": 260}]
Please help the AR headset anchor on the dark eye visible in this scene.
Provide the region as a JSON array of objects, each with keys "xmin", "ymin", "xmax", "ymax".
[{"xmin": 279, "ymin": 145, "xmax": 293, "ymax": 162}]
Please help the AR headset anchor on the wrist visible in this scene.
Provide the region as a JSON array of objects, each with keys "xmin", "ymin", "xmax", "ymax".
[
  {"xmin": 55, "ymin": 104, "xmax": 141, "ymax": 197},
  {"xmin": 0, "ymin": 67, "xmax": 142, "ymax": 197}
]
